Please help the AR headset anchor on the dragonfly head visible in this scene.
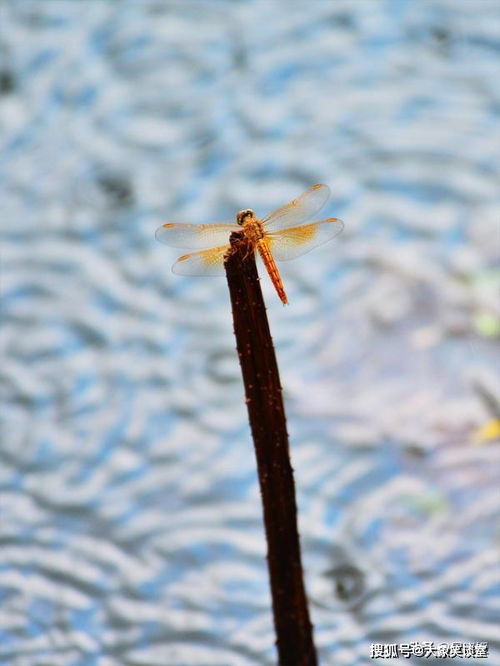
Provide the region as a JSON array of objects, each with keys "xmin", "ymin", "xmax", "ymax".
[{"xmin": 236, "ymin": 209, "xmax": 255, "ymax": 226}]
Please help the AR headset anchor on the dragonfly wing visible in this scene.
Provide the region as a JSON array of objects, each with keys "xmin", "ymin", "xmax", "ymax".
[
  {"xmin": 267, "ymin": 218, "xmax": 344, "ymax": 261},
  {"xmin": 155, "ymin": 223, "xmax": 237, "ymax": 249},
  {"xmin": 172, "ymin": 245, "xmax": 230, "ymax": 276},
  {"xmin": 261, "ymin": 183, "xmax": 330, "ymax": 231}
]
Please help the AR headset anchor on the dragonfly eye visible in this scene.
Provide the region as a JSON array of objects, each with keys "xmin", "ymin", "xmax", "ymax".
[{"xmin": 236, "ymin": 209, "xmax": 255, "ymax": 226}]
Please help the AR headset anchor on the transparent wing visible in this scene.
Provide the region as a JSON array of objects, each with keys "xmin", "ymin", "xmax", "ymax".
[
  {"xmin": 261, "ymin": 184, "xmax": 330, "ymax": 231},
  {"xmin": 172, "ymin": 245, "xmax": 231, "ymax": 276},
  {"xmin": 155, "ymin": 222, "xmax": 237, "ymax": 249},
  {"xmin": 267, "ymin": 218, "xmax": 344, "ymax": 261}
]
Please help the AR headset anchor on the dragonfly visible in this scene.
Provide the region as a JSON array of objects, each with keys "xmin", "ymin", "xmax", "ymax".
[{"xmin": 155, "ymin": 183, "xmax": 343, "ymax": 305}]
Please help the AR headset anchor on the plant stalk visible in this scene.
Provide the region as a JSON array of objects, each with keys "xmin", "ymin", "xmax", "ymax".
[{"xmin": 224, "ymin": 232, "xmax": 317, "ymax": 666}]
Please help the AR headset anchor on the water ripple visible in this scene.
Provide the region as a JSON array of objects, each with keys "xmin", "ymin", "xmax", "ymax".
[{"xmin": 1, "ymin": 1, "xmax": 499, "ymax": 665}]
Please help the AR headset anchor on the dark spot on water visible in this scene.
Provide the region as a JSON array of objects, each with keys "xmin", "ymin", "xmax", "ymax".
[
  {"xmin": 326, "ymin": 564, "xmax": 365, "ymax": 602},
  {"xmin": 97, "ymin": 173, "xmax": 133, "ymax": 207},
  {"xmin": 407, "ymin": 22, "xmax": 454, "ymax": 55},
  {"xmin": 0, "ymin": 70, "xmax": 15, "ymax": 94},
  {"xmin": 207, "ymin": 349, "xmax": 239, "ymax": 385},
  {"xmin": 430, "ymin": 26, "xmax": 450, "ymax": 45},
  {"xmin": 233, "ymin": 41, "xmax": 247, "ymax": 70},
  {"xmin": 405, "ymin": 444, "xmax": 427, "ymax": 460},
  {"xmin": 331, "ymin": 12, "xmax": 355, "ymax": 30}
]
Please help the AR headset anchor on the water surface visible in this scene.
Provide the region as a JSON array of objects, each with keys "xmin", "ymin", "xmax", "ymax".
[{"xmin": 1, "ymin": 2, "xmax": 499, "ymax": 665}]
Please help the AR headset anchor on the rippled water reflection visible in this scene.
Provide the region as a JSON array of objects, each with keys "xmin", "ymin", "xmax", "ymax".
[{"xmin": 1, "ymin": 2, "xmax": 499, "ymax": 665}]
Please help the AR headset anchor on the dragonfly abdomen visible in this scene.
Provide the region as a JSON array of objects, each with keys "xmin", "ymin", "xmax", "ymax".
[{"xmin": 257, "ymin": 239, "xmax": 289, "ymax": 305}]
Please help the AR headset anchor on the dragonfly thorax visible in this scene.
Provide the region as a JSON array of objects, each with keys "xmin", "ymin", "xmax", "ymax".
[
  {"xmin": 243, "ymin": 219, "xmax": 266, "ymax": 244},
  {"xmin": 237, "ymin": 209, "xmax": 265, "ymax": 243}
]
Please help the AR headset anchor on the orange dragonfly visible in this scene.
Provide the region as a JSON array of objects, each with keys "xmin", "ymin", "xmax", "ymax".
[{"xmin": 155, "ymin": 184, "xmax": 343, "ymax": 305}]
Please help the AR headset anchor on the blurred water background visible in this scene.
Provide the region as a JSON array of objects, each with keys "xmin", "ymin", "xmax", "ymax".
[{"xmin": 1, "ymin": 1, "xmax": 500, "ymax": 665}]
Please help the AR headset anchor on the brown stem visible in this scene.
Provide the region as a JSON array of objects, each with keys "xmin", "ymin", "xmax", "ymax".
[{"xmin": 224, "ymin": 232, "xmax": 317, "ymax": 666}]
